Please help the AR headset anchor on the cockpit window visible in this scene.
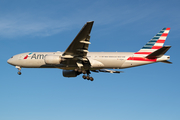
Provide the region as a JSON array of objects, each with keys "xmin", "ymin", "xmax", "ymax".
[{"xmin": 11, "ymin": 56, "xmax": 13, "ymax": 58}]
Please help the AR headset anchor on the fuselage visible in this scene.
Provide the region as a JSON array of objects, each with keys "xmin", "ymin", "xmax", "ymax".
[{"xmin": 7, "ymin": 52, "xmax": 170, "ymax": 70}]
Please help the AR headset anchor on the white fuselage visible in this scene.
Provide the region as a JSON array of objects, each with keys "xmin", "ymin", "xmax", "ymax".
[{"xmin": 7, "ymin": 52, "xmax": 169, "ymax": 70}]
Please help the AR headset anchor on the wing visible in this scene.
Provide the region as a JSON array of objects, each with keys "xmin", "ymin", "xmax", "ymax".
[{"xmin": 61, "ymin": 21, "xmax": 94, "ymax": 68}]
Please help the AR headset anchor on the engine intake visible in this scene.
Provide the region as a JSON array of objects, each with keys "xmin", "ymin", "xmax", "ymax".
[{"xmin": 44, "ymin": 55, "xmax": 61, "ymax": 65}]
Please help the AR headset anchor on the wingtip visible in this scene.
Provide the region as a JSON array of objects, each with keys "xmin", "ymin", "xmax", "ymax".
[{"xmin": 87, "ymin": 21, "xmax": 94, "ymax": 23}]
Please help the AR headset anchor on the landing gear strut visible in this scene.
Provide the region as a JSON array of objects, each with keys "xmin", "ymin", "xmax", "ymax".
[{"xmin": 16, "ymin": 66, "xmax": 21, "ymax": 75}]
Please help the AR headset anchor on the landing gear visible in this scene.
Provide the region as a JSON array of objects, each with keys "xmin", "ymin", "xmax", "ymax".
[
  {"xmin": 16, "ymin": 66, "xmax": 22, "ymax": 75},
  {"xmin": 82, "ymin": 70, "xmax": 94, "ymax": 81},
  {"xmin": 75, "ymin": 68, "xmax": 94, "ymax": 81}
]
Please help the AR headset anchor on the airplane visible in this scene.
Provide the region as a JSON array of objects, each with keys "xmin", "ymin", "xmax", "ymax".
[{"xmin": 7, "ymin": 21, "xmax": 172, "ymax": 81}]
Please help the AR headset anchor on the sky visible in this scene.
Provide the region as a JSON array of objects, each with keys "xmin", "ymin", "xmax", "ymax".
[{"xmin": 0, "ymin": 0, "xmax": 180, "ymax": 120}]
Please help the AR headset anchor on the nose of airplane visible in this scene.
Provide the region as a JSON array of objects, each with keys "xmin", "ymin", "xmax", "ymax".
[{"xmin": 7, "ymin": 58, "xmax": 13, "ymax": 65}]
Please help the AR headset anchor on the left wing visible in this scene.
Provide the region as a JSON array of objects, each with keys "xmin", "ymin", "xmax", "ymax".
[{"xmin": 61, "ymin": 21, "xmax": 94, "ymax": 68}]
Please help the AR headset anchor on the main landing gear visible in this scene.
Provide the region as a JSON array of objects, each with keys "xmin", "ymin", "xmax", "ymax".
[
  {"xmin": 82, "ymin": 70, "xmax": 94, "ymax": 81},
  {"xmin": 16, "ymin": 66, "xmax": 22, "ymax": 75},
  {"xmin": 82, "ymin": 75, "xmax": 94, "ymax": 81},
  {"xmin": 75, "ymin": 69, "xmax": 94, "ymax": 81}
]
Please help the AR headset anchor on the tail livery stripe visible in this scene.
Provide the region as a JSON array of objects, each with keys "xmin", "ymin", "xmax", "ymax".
[
  {"xmin": 156, "ymin": 40, "xmax": 165, "ymax": 43},
  {"xmin": 151, "ymin": 46, "xmax": 162, "ymax": 49},
  {"xmin": 135, "ymin": 28, "xmax": 170, "ymax": 55},
  {"xmin": 161, "ymin": 33, "xmax": 168, "ymax": 36}
]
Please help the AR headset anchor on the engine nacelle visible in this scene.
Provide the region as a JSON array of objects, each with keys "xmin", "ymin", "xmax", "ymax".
[
  {"xmin": 44, "ymin": 55, "xmax": 61, "ymax": 65},
  {"xmin": 63, "ymin": 70, "xmax": 80, "ymax": 77}
]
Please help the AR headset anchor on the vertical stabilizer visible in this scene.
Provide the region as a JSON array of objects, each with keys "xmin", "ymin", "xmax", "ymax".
[{"xmin": 135, "ymin": 28, "xmax": 170, "ymax": 55}]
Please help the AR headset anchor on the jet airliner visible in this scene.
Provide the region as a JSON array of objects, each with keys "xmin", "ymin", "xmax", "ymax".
[{"xmin": 7, "ymin": 21, "xmax": 171, "ymax": 81}]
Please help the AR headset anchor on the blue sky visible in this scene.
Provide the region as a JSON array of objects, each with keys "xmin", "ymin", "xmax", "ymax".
[{"xmin": 1, "ymin": 0, "xmax": 180, "ymax": 120}]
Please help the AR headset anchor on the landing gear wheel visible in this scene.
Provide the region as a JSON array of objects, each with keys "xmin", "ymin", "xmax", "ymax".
[
  {"xmin": 78, "ymin": 69, "xmax": 82, "ymax": 73},
  {"xmin": 86, "ymin": 76, "xmax": 90, "ymax": 80},
  {"xmin": 82, "ymin": 70, "xmax": 86, "ymax": 74},
  {"xmin": 18, "ymin": 71, "xmax": 21, "ymax": 75},
  {"xmin": 82, "ymin": 75, "xmax": 87, "ymax": 79},
  {"xmin": 90, "ymin": 77, "xmax": 94, "ymax": 81}
]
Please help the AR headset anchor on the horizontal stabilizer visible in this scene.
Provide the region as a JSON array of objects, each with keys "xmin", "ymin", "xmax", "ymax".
[
  {"xmin": 146, "ymin": 46, "xmax": 171, "ymax": 58},
  {"xmin": 161, "ymin": 60, "xmax": 172, "ymax": 64}
]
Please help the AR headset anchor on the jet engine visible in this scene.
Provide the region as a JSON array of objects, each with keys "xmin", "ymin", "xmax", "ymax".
[
  {"xmin": 44, "ymin": 55, "xmax": 61, "ymax": 65},
  {"xmin": 63, "ymin": 70, "xmax": 81, "ymax": 77}
]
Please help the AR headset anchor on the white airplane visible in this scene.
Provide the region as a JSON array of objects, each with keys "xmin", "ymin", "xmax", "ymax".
[{"xmin": 7, "ymin": 21, "xmax": 171, "ymax": 81}]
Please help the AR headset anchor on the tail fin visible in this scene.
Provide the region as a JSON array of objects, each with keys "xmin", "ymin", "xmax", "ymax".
[{"xmin": 135, "ymin": 28, "xmax": 170, "ymax": 55}]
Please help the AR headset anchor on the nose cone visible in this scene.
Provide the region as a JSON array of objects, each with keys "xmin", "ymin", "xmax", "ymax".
[
  {"xmin": 7, "ymin": 58, "xmax": 11, "ymax": 64},
  {"xmin": 7, "ymin": 58, "xmax": 14, "ymax": 65}
]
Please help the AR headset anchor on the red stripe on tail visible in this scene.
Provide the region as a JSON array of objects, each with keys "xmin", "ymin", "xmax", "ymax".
[
  {"xmin": 161, "ymin": 33, "xmax": 168, "ymax": 36},
  {"xmin": 151, "ymin": 46, "xmax": 162, "ymax": 49},
  {"xmin": 156, "ymin": 40, "xmax": 165, "ymax": 43}
]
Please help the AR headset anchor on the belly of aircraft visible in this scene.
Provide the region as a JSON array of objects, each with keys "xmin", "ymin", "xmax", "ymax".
[{"xmin": 93, "ymin": 58, "xmax": 126, "ymax": 69}]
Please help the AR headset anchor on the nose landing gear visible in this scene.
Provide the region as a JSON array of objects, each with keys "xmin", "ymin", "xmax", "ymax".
[
  {"xmin": 16, "ymin": 66, "xmax": 22, "ymax": 75},
  {"xmin": 18, "ymin": 71, "xmax": 21, "ymax": 75}
]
